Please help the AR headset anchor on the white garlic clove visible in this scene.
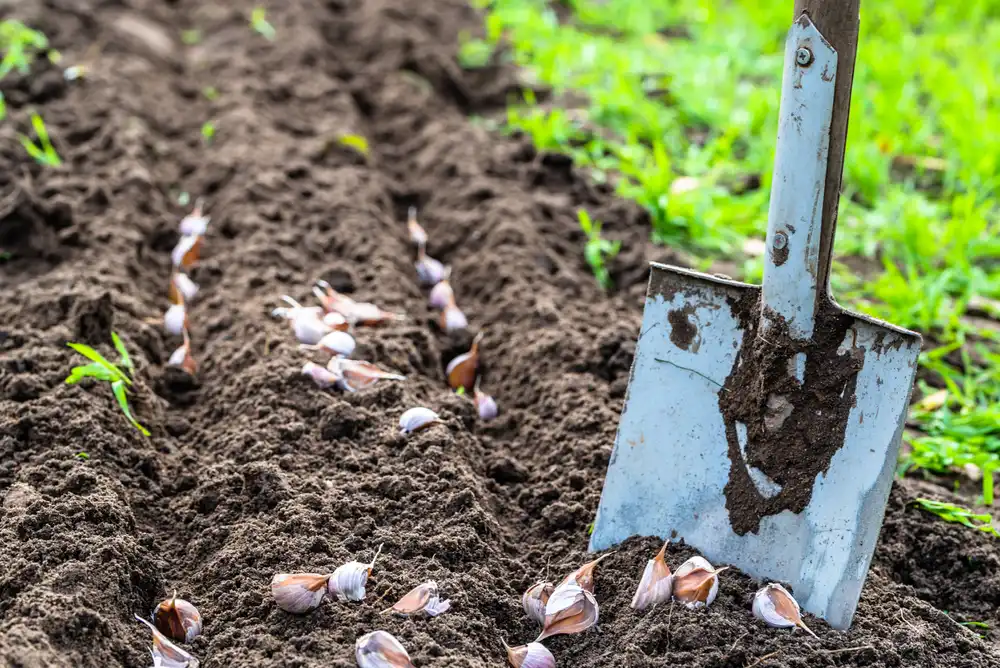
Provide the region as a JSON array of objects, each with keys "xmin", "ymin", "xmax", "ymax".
[
  {"xmin": 135, "ymin": 614, "xmax": 200, "ymax": 667},
  {"xmin": 291, "ymin": 312, "xmax": 332, "ymax": 346},
  {"xmin": 752, "ymin": 583, "xmax": 818, "ymax": 638},
  {"xmin": 302, "ymin": 361, "xmax": 339, "ymax": 389},
  {"xmin": 164, "ymin": 304, "xmax": 187, "ymax": 336},
  {"xmin": 306, "ymin": 330, "xmax": 356, "ymax": 357},
  {"xmin": 521, "ymin": 581, "xmax": 554, "ymax": 625},
  {"xmin": 631, "ymin": 541, "xmax": 672, "ymax": 611},
  {"xmin": 428, "ymin": 279, "xmax": 454, "ymax": 310},
  {"xmin": 557, "ymin": 553, "xmax": 611, "ymax": 594},
  {"xmin": 168, "ymin": 272, "xmax": 199, "ymax": 304},
  {"xmin": 355, "ymin": 630, "xmax": 415, "ymax": 668},
  {"xmin": 504, "ymin": 640, "xmax": 555, "ymax": 668},
  {"xmin": 399, "ymin": 407, "xmax": 442, "ymax": 435},
  {"xmin": 179, "ymin": 213, "xmax": 209, "ymax": 237},
  {"xmin": 407, "ymin": 207, "xmax": 428, "ymax": 248},
  {"xmin": 384, "ymin": 581, "xmax": 451, "ymax": 617},
  {"xmin": 440, "ymin": 303, "xmax": 468, "ymax": 332},
  {"xmin": 327, "ymin": 358, "xmax": 406, "ymax": 393},
  {"xmin": 271, "ymin": 573, "xmax": 331, "ymax": 614},
  {"xmin": 328, "ymin": 544, "xmax": 383, "ymax": 602},
  {"xmin": 171, "ymin": 234, "xmax": 202, "ymax": 269},
  {"xmin": 153, "ymin": 592, "xmax": 203, "ymax": 643},
  {"xmin": 671, "ymin": 556, "xmax": 728, "ymax": 609},
  {"xmin": 323, "ymin": 310, "xmax": 351, "ymax": 331},
  {"xmin": 415, "ymin": 249, "xmax": 446, "ymax": 286},
  {"xmin": 474, "ymin": 390, "xmax": 498, "ymax": 421},
  {"xmin": 446, "ymin": 331, "xmax": 483, "ymax": 392},
  {"xmin": 536, "ymin": 582, "xmax": 599, "ymax": 642}
]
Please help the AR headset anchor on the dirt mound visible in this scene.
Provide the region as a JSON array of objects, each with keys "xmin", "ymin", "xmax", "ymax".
[{"xmin": 1, "ymin": 0, "xmax": 998, "ymax": 666}]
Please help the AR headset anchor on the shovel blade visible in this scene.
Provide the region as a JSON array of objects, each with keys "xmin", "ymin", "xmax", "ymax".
[{"xmin": 589, "ymin": 263, "xmax": 920, "ymax": 629}]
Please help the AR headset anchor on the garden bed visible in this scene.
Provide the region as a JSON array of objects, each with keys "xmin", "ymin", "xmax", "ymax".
[{"xmin": 0, "ymin": 0, "xmax": 998, "ymax": 666}]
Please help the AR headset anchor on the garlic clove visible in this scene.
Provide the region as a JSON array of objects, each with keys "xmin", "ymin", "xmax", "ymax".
[
  {"xmin": 415, "ymin": 247, "xmax": 446, "ymax": 286},
  {"xmin": 521, "ymin": 581, "xmax": 554, "ymax": 625},
  {"xmin": 503, "ymin": 640, "xmax": 555, "ymax": 668},
  {"xmin": 440, "ymin": 303, "xmax": 468, "ymax": 332},
  {"xmin": 153, "ymin": 591, "xmax": 203, "ymax": 643},
  {"xmin": 630, "ymin": 541, "xmax": 672, "ymax": 611},
  {"xmin": 171, "ymin": 234, "xmax": 202, "ymax": 269},
  {"xmin": 167, "ymin": 330, "xmax": 197, "ymax": 375},
  {"xmin": 270, "ymin": 573, "xmax": 331, "ymax": 613},
  {"xmin": 355, "ymin": 630, "xmax": 415, "ymax": 668},
  {"xmin": 328, "ymin": 544, "xmax": 383, "ymax": 602},
  {"xmin": 304, "ymin": 330, "xmax": 356, "ymax": 357},
  {"xmin": 328, "ymin": 358, "xmax": 406, "ymax": 393},
  {"xmin": 313, "ymin": 280, "xmax": 356, "ymax": 315},
  {"xmin": 752, "ymin": 583, "xmax": 818, "ymax": 638},
  {"xmin": 323, "ymin": 311, "xmax": 351, "ymax": 331},
  {"xmin": 179, "ymin": 201, "xmax": 209, "ymax": 237},
  {"xmin": 164, "ymin": 303, "xmax": 187, "ymax": 336},
  {"xmin": 446, "ymin": 331, "xmax": 483, "ymax": 392},
  {"xmin": 384, "ymin": 581, "xmax": 451, "ymax": 617},
  {"xmin": 135, "ymin": 614, "xmax": 200, "ymax": 667},
  {"xmin": 313, "ymin": 281, "xmax": 404, "ymax": 326},
  {"xmin": 302, "ymin": 361, "xmax": 340, "ymax": 389},
  {"xmin": 291, "ymin": 312, "xmax": 332, "ymax": 346},
  {"xmin": 428, "ymin": 277, "xmax": 454, "ymax": 310},
  {"xmin": 474, "ymin": 389, "xmax": 498, "ymax": 421},
  {"xmin": 168, "ymin": 272, "xmax": 199, "ymax": 305},
  {"xmin": 671, "ymin": 556, "xmax": 728, "ymax": 609},
  {"xmin": 557, "ymin": 553, "xmax": 611, "ymax": 594},
  {"xmin": 399, "ymin": 407, "xmax": 443, "ymax": 435},
  {"xmin": 536, "ymin": 582, "xmax": 599, "ymax": 642},
  {"xmin": 407, "ymin": 206, "xmax": 428, "ymax": 248}
]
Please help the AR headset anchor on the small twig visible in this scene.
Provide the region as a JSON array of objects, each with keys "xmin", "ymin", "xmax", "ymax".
[
  {"xmin": 664, "ymin": 601, "xmax": 675, "ymax": 649},
  {"xmin": 812, "ymin": 645, "xmax": 875, "ymax": 655},
  {"xmin": 728, "ymin": 631, "xmax": 749, "ymax": 653},
  {"xmin": 744, "ymin": 650, "xmax": 780, "ymax": 668}
]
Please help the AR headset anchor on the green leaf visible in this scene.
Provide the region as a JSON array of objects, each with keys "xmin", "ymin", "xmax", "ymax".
[
  {"xmin": 337, "ymin": 134, "xmax": 370, "ymax": 156},
  {"xmin": 66, "ymin": 362, "xmax": 117, "ymax": 384},
  {"xmin": 111, "ymin": 331, "xmax": 134, "ymax": 373},
  {"xmin": 66, "ymin": 342, "xmax": 129, "ymax": 384},
  {"xmin": 111, "ymin": 380, "xmax": 150, "ymax": 437}
]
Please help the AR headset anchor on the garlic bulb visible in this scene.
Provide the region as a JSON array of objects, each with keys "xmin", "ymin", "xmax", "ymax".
[
  {"xmin": 536, "ymin": 582, "xmax": 599, "ymax": 642},
  {"xmin": 384, "ymin": 581, "xmax": 451, "ymax": 617},
  {"xmin": 752, "ymin": 583, "xmax": 818, "ymax": 638},
  {"xmin": 671, "ymin": 556, "xmax": 728, "ymax": 609},
  {"xmin": 171, "ymin": 234, "xmax": 202, "ymax": 269},
  {"xmin": 271, "ymin": 572, "xmax": 331, "ymax": 613},
  {"xmin": 407, "ymin": 206, "xmax": 428, "ymax": 248},
  {"xmin": 631, "ymin": 541, "xmax": 672, "ymax": 611},
  {"xmin": 153, "ymin": 592, "xmax": 202, "ymax": 643},
  {"xmin": 355, "ymin": 630, "xmax": 415, "ymax": 668},
  {"xmin": 164, "ymin": 303, "xmax": 187, "ymax": 336},
  {"xmin": 440, "ymin": 303, "xmax": 468, "ymax": 332},
  {"xmin": 135, "ymin": 614, "xmax": 200, "ymax": 667},
  {"xmin": 399, "ymin": 407, "xmax": 442, "ymax": 435},
  {"xmin": 304, "ymin": 330, "xmax": 356, "ymax": 357},
  {"xmin": 446, "ymin": 332, "xmax": 483, "ymax": 391},
  {"xmin": 521, "ymin": 581, "xmax": 554, "ymax": 625},
  {"xmin": 428, "ymin": 275, "xmax": 453, "ymax": 310},
  {"xmin": 328, "ymin": 544, "xmax": 383, "ymax": 602},
  {"xmin": 168, "ymin": 272, "xmax": 199, "ymax": 304},
  {"xmin": 327, "ymin": 358, "xmax": 406, "ymax": 392},
  {"xmin": 557, "ymin": 553, "xmax": 610, "ymax": 594},
  {"xmin": 504, "ymin": 641, "xmax": 555, "ymax": 668},
  {"xmin": 415, "ymin": 247, "xmax": 446, "ymax": 286}
]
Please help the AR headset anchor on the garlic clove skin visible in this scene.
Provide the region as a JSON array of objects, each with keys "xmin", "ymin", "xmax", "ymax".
[
  {"xmin": 415, "ymin": 249, "xmax": 446, "ymax": 286},
  {"xmin": 135, "ymin": 614, "xmax": 200, "ymax": 667},
  {"xmin": 399, "ymin": 407, "xmax": 442, "ymax": 435},
  {"xmin": 440, "ymin": 303, "xmax": 468, "ymax": 332},
  {"xmin": 385, "ymin": 581, "xmax": 451, "ymax": 617},
  {"xmin": 752, "ymin": 583, "xmax": 818, "ymax": 638},
  {"xmin": 164, "ymin": 304, "xmax": 187, "ymax": 336},
  {"xmin": 356, "ymin": 630, "xmax": 415, "ymax": 668},
  {"xmin": 671, "ymin": 556, "xmax": 728, "ymax": 609},
  {"xmin": 446, "ymin": 332, "xmax": 483, "ymax": 392},
  {"xmin": 328, "ymin": 544, "xmax": 383, "ymax": 602},
  {"xmin": 171, "ymin": 235, "xmax": 202, "ymax": 269},
  {"xmin": 328, "ymin": 359, "xmax": 406, "ymax": 393},
  {"xmin": 428, "ymin": 279, "xmax": 454, "ymax": 310},
  {"xmin": 302, "ymin": 361, "xmax": 339, "ymax": 389},
  {"xmin": 631, "ymin": 541, "xmax": 672, "ymax": 611},
  {"xmin": 521, "ymin": 581, "xmax": 554, "ymax": 625},
  {"xmin": 536, "ymin": 582, "xmax": 599, "ymax": 642},
  {"xmin": 557, "ymin": 553, "xmax": 611, "ymax": 594},
  {"xmin": 153, "ymin": 592, "xmax": 203, "ymax": 643},
  {"xmin": 311, "ymin": 330, "xmax": 356, "ymax": 357},
  {"xmin": 407, "ymin": 207, "xmax": 428, "ymax": 248},
  {"xmin": 504, "ymin": 641, "xmax": 555, "ymax": 668},
  {"xmin": 271, "ymin": 573, "xmax": 331, "ymax": 614}
]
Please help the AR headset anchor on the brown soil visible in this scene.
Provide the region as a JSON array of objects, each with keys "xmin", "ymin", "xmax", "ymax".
[{"xmin": 0, "ymin": 0, "xmax": 998, "ymax": 667}]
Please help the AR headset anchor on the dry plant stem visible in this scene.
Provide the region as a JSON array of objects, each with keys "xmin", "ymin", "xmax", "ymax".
[{"xmin": 744, "ymin": 650, "xmax": 781, "ymax": 668}]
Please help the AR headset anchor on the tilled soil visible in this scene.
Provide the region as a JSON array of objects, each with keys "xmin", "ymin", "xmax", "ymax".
[{"xmin": 1, "ymin": 0, "xmax": 998, "ymax": 667}]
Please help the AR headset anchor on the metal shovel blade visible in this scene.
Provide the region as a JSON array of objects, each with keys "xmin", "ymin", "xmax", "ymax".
[{"xmin": 589, "ymin": 17, "xmax": 921, "ymax": 630}]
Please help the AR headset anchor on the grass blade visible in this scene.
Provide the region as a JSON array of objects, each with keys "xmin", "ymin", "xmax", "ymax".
[
  {"xmin": 111, "ymin": 380, "xmax": 150, "ymax": 437},
  {"xmin": 111, "ymin": 331, "xmax": 134, "ymax": 374},
  {"xmin": 67, "ymin": 342, "xmax": 129, "ymax": 384},
  {"xmin": 65, "ymin": 362, "xmax": 116, "ymax": 384}
]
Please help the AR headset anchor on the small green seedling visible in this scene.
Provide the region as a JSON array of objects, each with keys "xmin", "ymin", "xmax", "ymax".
[
  {"xmin": 202, "ymin": 86, "xmax": 219, "ymax": 101},
  {"xmin": 19, "ymin": 113, "xmax": 62, "ymax": 167},
  {"xmin": 201, "ymin": 121, "xmax": 216, "ymax": 144},
  {"xmin": 75, "ymin": 451, "xmax": 90, "ymax": 460},
  {"xmin": 250, "ymin": 8, "xmax": 276, "ymax": 40},
  {"xmin": 578, "ymin": 209, "xmax": 621, "ymax": 290},
  {"xmin": 913, "ymin": 498, "xmax": 1000, "ymax": 538},
  {"xmin": 337, "ymin": 133, "xmax": 370, "ymax": 157},
  {"xmin": 181, "ymin": 29, "xmax": 201, "ymax": 45},
  {"xmin": 65, "ymin": 332, "xmax": 150, "ymax": 437},
  {"xmin": 0, "ymin": 92, "xmax": 6, "ymax": 121},
  {"xmin": 0, "ymin": 20, "xmax": 49, "ymax": 79}
]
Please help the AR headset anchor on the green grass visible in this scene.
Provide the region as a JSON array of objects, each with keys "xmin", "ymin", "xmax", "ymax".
[
  {"xmin": 19, "ymin": 112, "xmax": 61, "ymax": 166},
  {"xmin": 461, "ymin": 0, "xmax": 1000, "ymax": 522},
  {"xmin": 578, "ymin": 208, "xmax": 620, "ymax": 289},
  {"xmin": 65, "ymin": 332, "xmax": 150, "ymax": 437},
  {"xmin": 250, "ymin": 8, "xmax": 276, "ymax": 41},
  {"xmin": 913, "ymin": 498, "xmax": 1000, "ymax": 538},
  {"xmin": 0, "ymin": 20, "xmax": 49, "ymax": 79}
]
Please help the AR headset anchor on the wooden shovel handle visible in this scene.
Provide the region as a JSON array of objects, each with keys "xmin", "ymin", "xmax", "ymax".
[{"xmin": 793, "ymin": 0, "xmax": 860, "ymax": 296}]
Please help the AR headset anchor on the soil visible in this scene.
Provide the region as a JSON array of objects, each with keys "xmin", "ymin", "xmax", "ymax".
[{"xmin": 0, "ymin": 1, "xmax": 998, "ymax": 667}]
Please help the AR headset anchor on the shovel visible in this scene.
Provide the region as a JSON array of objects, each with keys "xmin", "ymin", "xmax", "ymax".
[{"xmin": 589, "ymin": 1, "xmax": 921, "ymax": 630}]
